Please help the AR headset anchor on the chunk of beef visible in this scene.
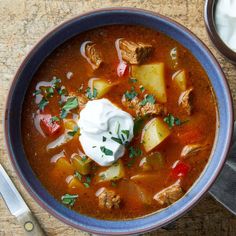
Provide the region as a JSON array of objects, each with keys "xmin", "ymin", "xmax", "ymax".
[
  {"xmin": 121, "ymin": 95, "xmax": 166, "ymax": 117},
  {"xmin": 178, "ymin": 88, "xmax": 193, "ymax": 115},
  {"xmin": 119, "ymin": 39, "xmax": 153, "ymax": 64},
  {"xmin": 97, "ymin": 188, "xmax": 121, "ymax": 209},
  {"xmin": 153, "ymin": 182, "xmax": 184, "ymax": 205},
  {"xmin": 84, "ymin": 42, "xmax": 103, "ymax": 69}
]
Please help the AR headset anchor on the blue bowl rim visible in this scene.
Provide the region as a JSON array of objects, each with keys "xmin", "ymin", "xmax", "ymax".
[{"xmin": 4, "ymin": 7, "xmax": 234, "ymax": 235}]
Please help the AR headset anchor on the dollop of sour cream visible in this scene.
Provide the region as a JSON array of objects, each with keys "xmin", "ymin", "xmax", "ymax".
[
  {"xmin": 215, "ymin": 0, "xmax": 236, "ymax": 51},
  {"xmin": 78, "ymin": 98, "xmax": 134, "ymax": 166}
]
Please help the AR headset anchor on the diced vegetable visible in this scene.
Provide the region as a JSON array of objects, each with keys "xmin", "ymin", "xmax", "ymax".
[
  {"xmin": 71, "ymin": 154, "xmax": 92, "ymax": 175},
  {"xmin": 171, "ymin": 160, "xmax": 191, "ymax": 178},
  {"xmin": 172, "ymin": 69, "xmax": 187, "ymax": 91},
  {"xmin": 67, "ymin": 176, "xmax": 84, "ymax": 189},
  {"xmin": 88, "ymin": 78, "xmax": 113, "ymax": 98},
  {"xmin": 52, "ymin": 158, "xmax": 75, "ymax": 178},
  {"xmin": 141, "ymin": 117, "xmax": 171, "ymax": 152},
  {"xmin": 139, "ymin": 152, "xmax": 164, "ymax": 171},
  {"xmin": 61, "ymin": 193, "xmax": 78, "ymax": 207},
  {"xmin": 132, "ymin": 63, "xmax": 167, "ymax": 103},
  {"xmin": 117, "ymin": 61, "xmax": 129, "ymax": 77},
  {"xmin": 40, "ymin": 114, "xmax": 61, "ymax": 136},
  {"xmin": 97, "ymin": 160, "xmax": 125, "ymax": 183}
]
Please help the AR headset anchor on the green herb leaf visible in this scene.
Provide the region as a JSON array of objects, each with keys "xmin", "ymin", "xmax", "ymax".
[
  {"xmin": 129, "ymin": 78, "xmax": 137, "ymax": 83},
  {"xmin": 139, "ymin": 85, "xmax": 145, "ymax": 93},
  {"xmin": 100, "ymin": 146, "xmax": 113, "ymax": 156},
  {"xmin": 61, "ymin": 194, "xmax": 78, "ymax": 207},
  {"xmin": 140, "ymin": 94, "xmax": 156, "ymax": 106},
  {"xmin": 111, "ymin": 137, "xmax": 123, "ymax": 144},
  {"xmin": 38, "ymin": 98, "xmax": 49, "ymax": 110},
  {"xmin": 81, "ymin": 156, "xmax": 88, "ymax": 162},
  {"xmin": 83, "ymin": 182, "xmax": 90, "ymax": 188},
  {"xmin": 102, "ymin": 136, "xmax": 107, "ymax": 142},
  {"xmin": 121, "ymin": 130, "xmax": 130, "ymax": 139},
  {"xmin": 163, "ymin": 114, "xmax": 186, "ymax": 128},
  {"xmin": 86, "ymin": 176, "xmax": 91, "ymax": 183},
  {"xmin": 45, "ymin": 87, "xmax": 54, "ymax": 98},
  {"xmin": 85, "ymin": 87, "xmax": 98, "ymax": 99},
  {"xmin": 67, "ymin": 125, "xmax": 79, "ymax": 136},
  {"xmin": 33, "ymin": 90, "xmax": 41, "ymax": 96},
  {"xmin": 51, "ymin": 77, "xmax": 61, "ymax": 88},
  {"xmin": 129, "ymin": 146, "xmax": 142, "ymax": 158},
  {"xmin": 58, "ymin": 86, "xmax": 68, "ymax": 96},
  {"xmin": 60, "ymin": 97, "xmax": 79, "ymax": 118},
  {"xmin": 74, "ymin": 171, "xmax": 82, "ymax": 181},
  {"xmin": 50, "ymin": 116, "xmax": 60, "ymax": 123},
  {"xmin": 124, "ymin": 87, "xmax": 138, "ymax": 101},
  {"xmin": 62, "ymin": 97, "xmax": 79, "ymax": 111}
]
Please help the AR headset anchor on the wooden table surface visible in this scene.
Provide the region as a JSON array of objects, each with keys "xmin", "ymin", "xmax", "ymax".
[{"xmin": 0, "ymin": 0, "xmax": 236, "ymax": 235}]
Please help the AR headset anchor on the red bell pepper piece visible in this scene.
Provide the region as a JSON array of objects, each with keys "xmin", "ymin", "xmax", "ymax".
[
  {"xmin": 117, "ymin": 61, "xmax": 129, "ymax": 77},
  {"xmin": 40, "ymin": 115, "xmax": 61, "ymax": 136},
  {"xmin": 171, "ymin": 160, "xmax": 191, "ymax": 178}
]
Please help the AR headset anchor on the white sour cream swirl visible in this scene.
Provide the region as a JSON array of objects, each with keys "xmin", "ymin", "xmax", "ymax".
[{"xmin": 78, "ymin": 98, "xmax": 134, "ymax": 166}]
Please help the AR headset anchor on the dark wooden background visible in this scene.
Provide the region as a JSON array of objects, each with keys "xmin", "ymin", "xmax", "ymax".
[{"xmin": 0, "ymin": 0, "xmax": 236, "ymax": 235}]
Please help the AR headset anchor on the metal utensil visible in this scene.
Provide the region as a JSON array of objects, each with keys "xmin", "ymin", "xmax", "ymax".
[
  {"xmin": 209, "ymin": 121, "xmax": 236, "ymax": 215},
  {"xmin": 0, "ymin": 164, "xmax": 46, "ymax": 236}
]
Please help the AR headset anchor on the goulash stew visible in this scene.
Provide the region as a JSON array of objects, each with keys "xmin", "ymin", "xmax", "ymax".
[{"xmin": 22, "ymin": 25, "xmax": 217, "ymax": 220}]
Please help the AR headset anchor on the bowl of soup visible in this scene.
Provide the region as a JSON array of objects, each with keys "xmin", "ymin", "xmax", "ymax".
[{"xmin": 4, "ymin": 8, "xmax": 233, "ymax": 235}]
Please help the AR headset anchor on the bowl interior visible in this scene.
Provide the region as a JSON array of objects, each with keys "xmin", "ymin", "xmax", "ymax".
[{"xmin": 5, "ymin": 8, "xmax": 233, "ymax": 235}]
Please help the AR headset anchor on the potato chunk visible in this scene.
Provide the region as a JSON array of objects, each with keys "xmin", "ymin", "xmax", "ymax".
[
  {"xmin": 132, "ymin": 63, "xmax": 167, "ymax": 103},
  {"xmin": 97, "ymin": 160, "xmax": 125, "ymax": 183},
  {"xmin": 141, "ymin": 117, "xmax": 171, "ymax": 152},
  {"xmin": 71, "ymin": 154, "xmax": 92, "ymax": 175},
  {"xmin": 172, "ymin": 69, "xmax": 187, "ymax": 91},
  {"xmin": 88, "ymin": 78, "xmax": 113, "ymax": 98}
]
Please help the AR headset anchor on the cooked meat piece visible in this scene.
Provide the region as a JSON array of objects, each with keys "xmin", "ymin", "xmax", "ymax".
[
  {"xmin": 119, "ymin": 39, "xmax": 153, "ymax": 64},
  {"xmin": 140, "ymin": 102, "xmax": 167, "ymax": 116},
  {"xmin": 84, "ymin": 42, "xmax": 103, "ymax": 69},
  {"xmin": 121, "ymin": 95, "xmax": 166, "ymax": 117},
  {"xmin": 178, "ymin": 88, "xmax": 193, "ymax": 115},
  {"xmin": 153, "ymin": 182, "xmax": 184, "ymax": 205},
  {"xmin": 98, "ymin": 188, "xmax": 121, "ymax": 209},
  {"xmin": 181, "ymin": 143, "xmax": 207, "ymax": 158}
]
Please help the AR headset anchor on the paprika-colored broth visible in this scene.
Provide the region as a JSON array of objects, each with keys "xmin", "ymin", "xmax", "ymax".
[{"xmin": 22, "ymin": 25, "xmax": 217, "ymax": 220}]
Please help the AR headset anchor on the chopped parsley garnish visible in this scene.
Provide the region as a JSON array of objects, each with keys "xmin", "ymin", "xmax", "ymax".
[
  {"xmin": 139, "ymin": 85, "xmax": 145, "ymax": 93},
  {"xmin": 61, "ymin": 194, "xmax": 78, "ymax": 207},
  {"xmin": 121, "ymin": 130, "xmax": 130, "ymax": 139},
  {"xmin": 38, "ymin": 98, "xmax": 49, "ymax": 110},
  {"xmin": 51, "ymin": 77, "xmax": 61, "ymax": 88},
  {"xmin": 83, "ymin": 183, "xmax": 90, "ymax": 188},
  {"xmin": 85, "ymin": 87, "xmax": 98, "ymax": 99},
  {"xmin": 111, "ymin": 137, "xmax": 123, "ymax": 144},
  {"xmin": 102, "ymin": 136, "xmax": 107, "ymax": 142},
  {"xmin": 124, "ymin": 87, "xmax": 138, "ymax": 101},
  {"xmin": 92, "ymin": 145, "xmax": 96, "ymax": 148},
  {"xmin": 50, "ymin": 116, "xmax": 60, "ymax": 123},
  {"xmin": 33, "ymin": 90, "xmax": 41, "ymax": 96},
  {"xmin": 129, "ymin": 146, "xmax": 142, "ymax": 158},
  {"xmin": 81, "ymin": 156, "xmax": 88, "ymax": 162},
  {"xmin": 45, "ymin": 87, "xmax": 54, "ymax": 98},
  {"xmin": 163, "ymin": 114, "xmax": 186, "ymax": 128},
  {"xmin": 129, "ymin": 78, "xmax": 137, "ymax": 83},
  {"xmin": 86, "ymin": 176, "xmax": 91, "ymax": 183},
  {"xmin": 67, "ymin": 125, "xmax": 79, "ymax": 136},
  {"xmin": 139, "ymin": 94, "xmax": 156, "ymax": 106},
  {"xmin": 58, "ymin": 86, "xmax": 68, "ymax": 96},
  {"xmin": 100, "ymin": 146, "xmax": 113, "ymax": 156},
  {"xmin": 60, "ymin": 96, "xmax": 79, "ymax": 118},
  {"xmin": 74, "ymin": 171, "xmax": 82, "ymax": 181}
]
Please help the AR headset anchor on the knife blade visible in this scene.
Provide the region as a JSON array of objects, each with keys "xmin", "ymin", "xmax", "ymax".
[{"xmin": 0, "ymin": 164, "xmax": 46, "ymax": 236}]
